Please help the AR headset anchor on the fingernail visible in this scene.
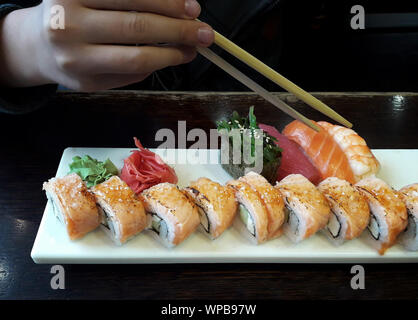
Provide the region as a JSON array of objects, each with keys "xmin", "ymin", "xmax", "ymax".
[
  {"xmin": 185, "ymin": 0, "xmax": 201, "ymax": 18},
  {"xmin": 198, "ymin": 27, "xmax": 214, "ymax": 46}
]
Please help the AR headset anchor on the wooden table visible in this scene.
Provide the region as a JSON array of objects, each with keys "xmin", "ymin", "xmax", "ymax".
[{"xmin": 0, "ymin": 91, "xmax": 417, "ymax": 300}]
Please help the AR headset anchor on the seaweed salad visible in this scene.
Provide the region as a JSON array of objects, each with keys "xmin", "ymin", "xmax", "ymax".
[{"xmin": 216, "ymin": 107, "xmax": 282, "ymax": 183}]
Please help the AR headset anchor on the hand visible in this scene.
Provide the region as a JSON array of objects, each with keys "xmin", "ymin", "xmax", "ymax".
[{"xmin": 0, "ymin": 0, "xmax": 214, "ymax": 90}]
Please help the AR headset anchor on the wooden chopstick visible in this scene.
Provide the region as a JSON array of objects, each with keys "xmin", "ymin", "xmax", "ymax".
[
  {"xmin": 209, "ymin": 29, "xmax": 353, "ymax": 128},
  {"xmin": 197, "ymin": 47, "xmax": 320, "ymax": 132}
]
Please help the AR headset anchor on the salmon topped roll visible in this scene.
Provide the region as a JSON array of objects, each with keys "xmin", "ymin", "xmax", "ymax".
[
  {"xmin": 398, "ymin": 183, "xmax": 418, "ymax": 251},
  {"xmin": 276, "ymin": 174, "xmax": 331, "ymax": 243},
  {"xmin": 240, "ymin": 171, "xmax": 286, "ymax": 239},
  {"xmin": 184, "ymin": 178, "xmax": 237, "ymax": 239},
  {"xmin": 283, "ymin": 120, "xmax": 355, "ymax": 183},
  {"xmin": 92, "ymin": 176, "xmax": 148, "ymax": 245},
  {"xmin": 356, "ymin": 177, "xmax": 408, "ymax": 255},
  {"xmin": 140, "ymin": 183, "xmax": 200, "ymax": 247},
  {"xmin": 318, "ymin": 177, "xmax": 370, "ymax": 245},
  {"xmin": 318, "ymin": 122, "xmax": 380, "ymax": 182},
  {"xmin": 43, "ymin": 173, "xmax": 100, "ymax": 240},
  {"xmin": 227, "ymin": 179, "xmax": 269, "ymax": 244}
]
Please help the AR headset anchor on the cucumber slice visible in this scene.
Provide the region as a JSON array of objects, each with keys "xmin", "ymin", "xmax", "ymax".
[
  {"xmin": 239, "ymin": 204, "xmax": 256, "ymax": 236},
  {"xmin": 197, "ymin": 206, "xmax": 210, "ymax": 233},
  {"xmin": 404, "ymin": 210, "xmax": 416, "ymax": 235},
  {"xmin": 151, "ymin": 214, "xmax": 168, "ymax": 241},
  {"xmin": 327, "ymin": 211, "xmax": 341, "ymax": 238},
  {"xmin": 151, "ymin": 215, "xmax": 162, "ymax": 233},
  {"xmin": 285, "ymin": 205, "xmax": 299, "ymax": 235},
  {"xmin": 159, "ymin": 220, "xmax": 168, "ymax": 240},
  {"xmin": 50, "ymin": 197, "xmax": 63, "ymax": 224},
  {"xmin": 368, "ymin": 214, "xmax": 380, "ymax": 240}
]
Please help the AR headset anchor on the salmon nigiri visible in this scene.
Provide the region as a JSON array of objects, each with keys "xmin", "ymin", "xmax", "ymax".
[
  {"xmin": 317, "ymin": 121, "xmax": 380, "ymax": 182},
  {"xmin": 283, "ymin": 120, "xmax": 355, "ymax": 184}
]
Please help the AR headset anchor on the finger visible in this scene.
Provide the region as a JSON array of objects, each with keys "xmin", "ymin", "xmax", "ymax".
[
  {"xmin": 80, "ymin": 10, "xmax": 214, "ymax": 47},
  {"xmin": 81, "ymin": 0, "xmax": 201, "ymax": 20},
  {"xmin": 76, "ymin": 73, "xmax": 152, "ymax": 91},
  {"xmin": 63, "ymin": 45, "xmax": 196, "ymax": 75}
]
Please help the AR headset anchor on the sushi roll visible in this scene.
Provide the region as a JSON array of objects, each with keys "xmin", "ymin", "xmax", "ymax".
[
  {"xmin": 43, "ymin": 173, "xmax": 100, "ymax": 240},
  {"xmin": 356, "ymin": 176, "xmax": 408, "ymax": 255},
  {"xmin": 184, "ymin": 178, "xmax": 237, "ymax": 239},
  {"xmin": 140, "ymin": 183, "xmax": 200, "ymax": 247},
  {"xmin": 91, "ymin": 176, "xmax": 148, "ymax": 245},
  {"xmin": 227, "ymin": 179, "xmax": 269, "ymax": 244},
  {"xmin": 275, "ymin": 174, "xmax": 331, "ymax": 243},
  {"xmin": 240, "ymin": 171, "xmax": 286, "ymax": 239},
  {"xmin": 318, "ymin": 121, "xmax": 380, "ymax": 182},
  {"xmin": 317, "ymin": 177, "xmax": 370, "ymax": 245},
  {"xmin": 398, "ymin": 184, "xmax": 418, "ymax": 251}
]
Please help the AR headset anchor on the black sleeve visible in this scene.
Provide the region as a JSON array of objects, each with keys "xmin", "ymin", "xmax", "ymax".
[{"xmin": 0, "ymin": 2, "xmax": 57, "ymax": 114}]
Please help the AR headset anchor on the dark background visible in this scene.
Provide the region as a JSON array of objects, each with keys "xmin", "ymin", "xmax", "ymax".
[
  {"xmin": 275, "ymin": 0, "xmax": 418, "ymax": 92},
  {"xmin": 134, "ymin": 0, "xmax": 418, "ymax": 92}
]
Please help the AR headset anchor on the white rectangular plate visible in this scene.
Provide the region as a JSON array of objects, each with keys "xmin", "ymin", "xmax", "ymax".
[{"xmin": 31, "ymin": 148, "xmax": 418, "ymax": 264}]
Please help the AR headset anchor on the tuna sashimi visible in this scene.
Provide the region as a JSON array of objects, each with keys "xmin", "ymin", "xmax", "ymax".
[
  {"xmin": 120, "ymin": 138, "xmax": 178, "ymax": 194},
  {"xmin": 283, "ymin": 120, "xmax": 355, "ymax": 184},
  {"xmin": 259, "ymin": 124, "xmax": 321, "ymax": 185}
]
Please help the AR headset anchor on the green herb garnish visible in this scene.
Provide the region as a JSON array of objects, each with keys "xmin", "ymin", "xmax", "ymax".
[
  {"xmin": 217, "ymin": 107, "xmax": 282, "ymax": 163},
  {"xmin": 217, "ymin": 107, "xmax": 282, "ymax": 183},
  {"xmin": 68, "ymin": 155, "xmax": 118, "ymax": 188}
]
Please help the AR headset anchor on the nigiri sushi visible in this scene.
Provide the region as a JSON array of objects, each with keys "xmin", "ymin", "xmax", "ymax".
[
  {"xmin": 283, "ymin": 120, "xmax": 355, "ymax": 183},
  {"xmin": 227, "ymin": 179, "xmax": 269, "ymax": 244},
  {"xmin": 275, "ymin": 174, "xmax": 331, "ymax": 243},
  {"xmin": 318, "ymin": 121, "xmax": 380, "ymax": 182},
  {"xmin": 398, "ymin": 183, "xmax": 418, "ymax": 251},
  {"xmin": 184, "ymin": 177, "xmax": 238, "ymax": 239},
  {"xmin": 43, "ymin": 173, "xmax": 100, "ymax": 240},
  {"xmin": 239, "ymin": 171, "xmax": 286, "ymax": 239},
  {"xmin": 92, "ymin": 176, "xmax": 148, "ymax": 245},
  {"xmin": 356, "ymin": 177, "xmax": 408, "ymax": 255},
  {"xmin": 140, "ymin": 183, "xmax": 200, "ymax": 247},
  {"xmin": 259, "ymin": 123, "xmax": 321, "ymax": 185},
  {"xmin": 318, "ymin": 177, "xmax": 370, "ymax": 245}
]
